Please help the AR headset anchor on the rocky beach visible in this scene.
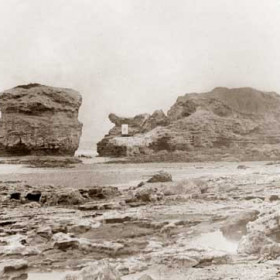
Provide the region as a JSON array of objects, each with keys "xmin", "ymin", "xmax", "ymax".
[
  {"xmin": 1, "ymin": 158, "xmax": 280, "ymax": 279},
  {"xmin": 2, "ymin": 85, "xmax": 280, "ymax": 279},
  {"xmin": 1, "ymin": 0, "xmax": 279, "ymax": 278}
]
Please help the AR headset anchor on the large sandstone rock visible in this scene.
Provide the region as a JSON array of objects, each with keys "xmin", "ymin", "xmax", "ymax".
[
  {"xmin": 0, "ymin": 83, "xmax": 82, "ymax": 156},
  {"xmin": 98, "ymin": 87, "xmax": 280, "ymax": 160}
]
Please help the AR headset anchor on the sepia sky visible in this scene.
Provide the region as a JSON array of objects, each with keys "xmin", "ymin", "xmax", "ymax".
[{"xmin": 0, "ymin": 0, "xmax": 280, "ymax": 143}]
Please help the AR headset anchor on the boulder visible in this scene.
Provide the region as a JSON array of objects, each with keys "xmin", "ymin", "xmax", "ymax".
[
  {"xmin": 0, "ymin": 83, "xmax": 82, "ymax": 156},
  {"xmin": 221, "ymin": 210, "xmax": 259, "ymax": 241},
  {"xmin": 266, "ymin": 194, "xmax": 280, "ymax": 202},
  {"xmin": 41, "ymin": 188, "xmax": 85, "ymax": 206},
  {"xmin": 147, "ymin": 171, "xmax": 172, "ymax": 183},
  {"xmin": 237, "ymin": 231, "xmax": 277, "ymax": 256},
  {"xmin": 0, "ymin": 259, "xmax": 28, "ymax": 279},
  {"xmin": 246, "ymin": 207, "xmax": 280, "ymax": 236},
  {"xmin": 237, "ymin": 165, "xmax": 249, "ymax": 170},
  {"xmin": 134, "ymin": 188, "xmax": 157, "ymax": 202}
]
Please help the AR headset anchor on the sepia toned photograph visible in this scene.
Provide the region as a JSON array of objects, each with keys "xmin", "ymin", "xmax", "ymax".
[{"xmin": 1, "ymin": 0, "xmax": 280, "ymax": 279}]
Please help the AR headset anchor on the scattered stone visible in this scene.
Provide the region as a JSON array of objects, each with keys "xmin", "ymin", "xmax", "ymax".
[
  {"xmin": 42, "ymin": 189, "xmax": 85, "ymax": 206},
  {"xmin": 265, "ymin": 194, "xmax": 279, "ymax": 202},
  {"xmin": 86, "ymin": 186, "xmax": 120, "ymax": 199},
  {"xmin": 134, "ymin": 188, "xmax": 163, "ymax": 203},
  {"xmin": 237, "ymin": 165, "xmax": 249, "ymax": 170},
  {"xmin": 137, "ymin": 181, "xmax": 145, "ymax": 188},
  {"xmin": 147, "ymin": 171, "xmax": 172, "ymax": 183}
]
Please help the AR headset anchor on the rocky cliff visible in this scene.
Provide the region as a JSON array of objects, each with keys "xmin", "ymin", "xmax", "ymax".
[
  {"xmin": 97, "ymin": 87, "xmax": 280, "ymax": 161},
  {"xmin": 0, "ymin": 83, "xmax": 83, "ymax": 156}
]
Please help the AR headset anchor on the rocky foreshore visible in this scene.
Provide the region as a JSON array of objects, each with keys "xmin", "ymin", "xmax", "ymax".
[
  {"xmin": 98, "ymin": 87, "xmax": 280, "ymax": 161},
  {"xmin": 2, "ymin": 161, "xmax": 280, "ymax": 279}
]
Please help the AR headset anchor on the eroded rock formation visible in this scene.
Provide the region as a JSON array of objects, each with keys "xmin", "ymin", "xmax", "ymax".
[
  {"xmin": 98, "ymin": 87, "xmax": 280, "ymax": 160},
  {"xmin": 0, "ymin": 83, "xmax": 82, "ymax": 156}
]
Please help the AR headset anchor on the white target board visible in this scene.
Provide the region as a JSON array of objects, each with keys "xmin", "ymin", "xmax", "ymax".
[{"xmin": 121, "ymin": 124, "xmax": 129, "ymax": 135}]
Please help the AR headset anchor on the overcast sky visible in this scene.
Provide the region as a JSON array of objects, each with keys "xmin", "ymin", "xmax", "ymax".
[{"xmin": 0, "ymin": 0, "xmax": 280, "ymax": 143}]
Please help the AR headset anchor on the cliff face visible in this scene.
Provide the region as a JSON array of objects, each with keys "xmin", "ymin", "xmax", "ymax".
[
  {"xmin": 97, "ymin": 87, "xmax": 280, "ymax": 161},
  {"xmin": 0, "ymin": 84, "xmax": 83, "ymax": 156}
]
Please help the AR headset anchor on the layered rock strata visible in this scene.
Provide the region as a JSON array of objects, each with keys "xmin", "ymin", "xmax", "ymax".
[
  {"xmin": 98, "ymin": 87, "xmax": 280, "ymax": 160},
  {"xmin": 0, "ymin": 83, "xmax": 82, "ymax": 156}
]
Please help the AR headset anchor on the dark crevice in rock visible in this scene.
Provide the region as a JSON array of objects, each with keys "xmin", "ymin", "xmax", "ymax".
[
  {"xmin": 10, "ymin": 192, "xmax": 21, "ymax": 200},
  {"xmin": 148, "ymin": 136, "xmax": 174, "ymax": 152},
  {"xmin": 25, "ymin": 192, "xmax": 41, "ymax": 202},
  {"xmin": 5, "ymin": 141, "xmax": 31, "ymax": 156}
]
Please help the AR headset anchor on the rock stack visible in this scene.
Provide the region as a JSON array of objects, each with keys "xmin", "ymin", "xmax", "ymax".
[
  {"xmin": 98, "ymin": 87, "xmax": 280, "ymax": 161},
  {"xmin": 0, "ymin": 83, "xmax": 83, "ymax": 156}
]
